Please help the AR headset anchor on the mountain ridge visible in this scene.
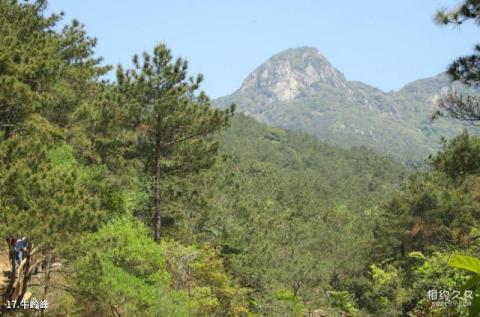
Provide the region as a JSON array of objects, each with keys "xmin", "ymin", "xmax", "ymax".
[{"xmin": 214, "ymin": 47, "xmax": 478, "ymax": 162}]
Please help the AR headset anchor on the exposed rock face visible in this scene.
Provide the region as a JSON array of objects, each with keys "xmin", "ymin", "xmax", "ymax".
[
  {"xmin": 240, "ymin": 47, "xmax": 346, "ymax": 102},
  {"xmin": 214, "ymin": 46, "xmax": 479, "ymax": 162}
]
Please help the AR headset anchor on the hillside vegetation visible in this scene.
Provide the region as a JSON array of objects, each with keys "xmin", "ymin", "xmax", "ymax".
[
  {"xmin": 2, "ymin": 1, "xmax": 480, "ymax": 316},
  {"xmin": 215, "ymin": 47, "xmax": 480, "ymax": 164}
]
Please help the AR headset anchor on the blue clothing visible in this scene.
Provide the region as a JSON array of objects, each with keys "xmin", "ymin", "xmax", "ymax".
[
  {"xmin": 16, "ymin": 250, "xmax": 23, "ymax": 262},
  {"xmin": 13, "ymin": 239, "xmax": 26, "ymax": 270},
  {"xmin": 14, "ymin": 239, "xmax": 25, "ymax": 252}
]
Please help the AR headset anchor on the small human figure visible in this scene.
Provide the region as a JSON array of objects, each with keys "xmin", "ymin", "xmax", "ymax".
[
  {"xmin": 6, "ymin": 234, "xmax": 17, "ymax": 274},
  {"xmin": 7, "ymin": 235, "xmax": 17, "ymax": 254},
  {"xmin": 14, "ymin": 237, "xmax": 27, "ymax": 269}
]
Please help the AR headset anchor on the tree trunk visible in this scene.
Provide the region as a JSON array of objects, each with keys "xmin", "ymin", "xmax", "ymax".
[
  {"xmin": 17, "ymin": 252, "xmax": 31, "ymax": 302},
  {"xmin": 153, "ymin": 139, "xmax": 162, "ymax": 244},
  {"xmin": 40, "ymin": 257, "xmax": 52, "ymax": 317},
  {"xmin": 3, "ymin": 126, "xmax": 11, "ymax": 140}
]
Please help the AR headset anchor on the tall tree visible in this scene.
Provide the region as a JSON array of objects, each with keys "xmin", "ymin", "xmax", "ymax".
[
  {"xmin": 0, "ymin": 1, "xmax": 120, "ymax": 306},
  {"xmin": 0, "ymin": 0, "xmax": 107, "ymax": 140},
  {"xmin": 117, "ymin": 44, "xmax": 233, "ymax": 242}
]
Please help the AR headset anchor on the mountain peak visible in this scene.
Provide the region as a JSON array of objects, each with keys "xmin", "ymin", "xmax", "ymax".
[
  {"xmin": 239, "ymin": 47, "xmax": 346, "ymax": 102},
  {"xmin": 271, "ymin": 46, "xmax": 325, "ymax": 61}
]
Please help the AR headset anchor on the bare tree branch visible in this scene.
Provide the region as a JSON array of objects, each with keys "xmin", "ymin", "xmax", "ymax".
[{"xmin": 432, "ymin": 92, "xmax": 480, "ymax": 124}]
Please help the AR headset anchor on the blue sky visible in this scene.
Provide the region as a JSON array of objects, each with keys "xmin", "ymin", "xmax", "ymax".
[{"xmin": 48, "ymin": 0, "xmax": 477, "ymax": 98}]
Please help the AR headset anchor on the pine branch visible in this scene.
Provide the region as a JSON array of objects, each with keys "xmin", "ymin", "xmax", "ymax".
[
  {"xmin": 433, "ymin": 92, "xmax": 480, "ymax": 124},
  {"xmin": 165, "ymin": 122, "xmax": 226, "ymax": 146}
]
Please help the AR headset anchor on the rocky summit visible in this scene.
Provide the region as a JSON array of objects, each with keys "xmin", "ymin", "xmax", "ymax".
[
  {"xmin": 215, "ymin": 47, "xmax": 479, "ymax": 163},
  {"xmin": 239, "ymin": 47, "xmax": 347, "ymax": 102}
]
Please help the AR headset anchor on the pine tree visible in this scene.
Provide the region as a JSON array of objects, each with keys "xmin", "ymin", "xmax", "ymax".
[
  {"xmin": 433, "ymin": 0, "xmax": 480, "ymax": 122},
  {"xmin": 0, "ymin": 1, "xmax": 122, "ymax": 306},
  {"xmin": 0, "ymin": 0, "xmax": 108, "ymax": 139},
  {"xmin": 117, "ymin": 44, "xmax": 234, "ymax": 242}
]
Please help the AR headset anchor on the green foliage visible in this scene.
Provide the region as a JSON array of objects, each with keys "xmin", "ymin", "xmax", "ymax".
[
  {"xmin": 195, "ymin": 114, "xmax": 407, "ymax": 314},
  {"xmin": 369, "ymin": 264, "xmax": 410, "ymax": 316},
  {"xmin": 269, "ymin": 289, "xmax": 305, "ymax": 317},
  {"xmin": 435, "ymin": 0, "xmax": 480, "ymax": 87},
  {"xmin": 431, "ymin": 131, "xmax": 480, "ymax": 181},
  {"xmin": 374, "ymin": 149, "xmax": 480, "ymax": 263},
  {"xmin": 432, "ymin": 1, "xmax": 480, "ymax": 126},
  {"xmin": 448, "ymin": 255, "xmax": 480, "ymax": 317},
  {"xmin": 0, "ymin": 115, "xmax": 122, "ymax": 250},
  {"xmin": 0, "ymin": 2, "xmax": 247, "ymax": 315},
  {"xmin": 410, "ymin": 252, "xmax": 469, "ymax": 316},
  {"xmin": 328, "ymin": 291, "xmax": 359, "ymax": 315},
  {"xmin": 116, "ymin": 43, "xmax": 233, "ymax": 241},
  {"xmin": 370, "ymin": 132, "xmax": 480, "ymax": 316},
  {"xmin": 70, "ymin": 218, "xmax": 194, "ymax": 317},
  {"xmin": 5, "ymin": 1, "xmax": 480, "ymax": 317},
  {"xmin": 0, "ymin": 0, "xmax": 107, "ymax": 137},
  {"xmin": 70, "ymin": 218, "xmax": 255, "ymax": 316},
  {"xmin": 160, "ymin": 240, "xmax": 255, "ymax": 317},
  {"xmin": 449, "ymin": 255, "xmax": 480, "ymax": 275},
  {"xmin": 215, "ymin": 48, "xmax": 479, "ymax": 163},
  {"xmin": 117, "ymin": 43, "xmax": 233, "ymax": 179}
]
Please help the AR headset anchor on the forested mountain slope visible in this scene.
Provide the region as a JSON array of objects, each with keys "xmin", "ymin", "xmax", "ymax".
[
  {"xmin": 4, "ymin": 0, "xmax": 480, "ymax": 316},
  {"xmin": 216, "ymin": 114, "xmax": 407, "ymax": 211},
  {"xmin": 194, "ymin": 114, "xmax": 408, "ymax": 314},
  {"xmin": 215, "ymin": 47, "xmax": 479, "ymax": 163}
]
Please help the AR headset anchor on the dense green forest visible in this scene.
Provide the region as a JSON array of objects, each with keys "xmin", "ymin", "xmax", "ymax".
[{"xmin": 2, "ymin": 0, "xmax": 480, "ymax": 316}]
